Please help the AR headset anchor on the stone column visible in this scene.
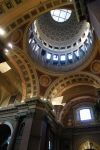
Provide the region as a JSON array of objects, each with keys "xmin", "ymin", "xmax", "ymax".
[
  {"xmin": 27, "ymin": 110, "xmax": 47, "ymax": 150},
  {"xmin": 7, "ymin": 117, "xmax": 21, "ymax": 150},
  {"xmin": 19, "ymin": 113, "xmax": 34, "ymax": 150},
  {"xmin": 19, "ymin": 110, "xmax": 48, "ymax": 150}
]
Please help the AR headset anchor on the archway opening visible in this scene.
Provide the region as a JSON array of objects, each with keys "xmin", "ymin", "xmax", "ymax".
[{"xmin": 0, "ymin": 124, "xmax": 11, "ymax": 150}]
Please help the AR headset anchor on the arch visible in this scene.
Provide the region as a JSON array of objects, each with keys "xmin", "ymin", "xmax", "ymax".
[
  {"xmin": 0, "ymin": 0, "xmax": 72, "ymax": 36},
  {"xmin": 44, "ymin": 72, "xmax": 100, "ymax": 99},
  {"xmin": 59, "ymin": 96, "xmax": 96, "ymax": 123},
  {"xmin": 4, "ymin": 121, "xmax": 13, "ymax": 136},
  {"xmin": 6, "ymin": 48, "xmax": 39, "ymax": 101},
  {"xmin": 0, "ymin": 123, "xmax": 12, "ymax": 150}
]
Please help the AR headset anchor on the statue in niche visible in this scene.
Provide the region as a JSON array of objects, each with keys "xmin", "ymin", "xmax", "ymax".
[
  {"xmin": 85, "ymin": 142, "xmax": 96, "ymax": 150},
  {"xmin": 80, "ymin": 141, "xmax": 98, "ymax": 150}
]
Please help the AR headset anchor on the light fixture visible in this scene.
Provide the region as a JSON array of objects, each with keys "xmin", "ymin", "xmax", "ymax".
[
  {"xmin": 7, "ymin": 43, "xmax": 13, "ymax": 49},
  {"xmin": 0, "ymin": 28, "xmax": 5, "ymax": 36},
  {"xmin": 21, "ymin": 100, "xmax": 25, "ymax": 103},
  {"xmin": 52, "ymin": 109, "xmax": 55, "ymax": 112},
  {"xmin": 40, "ymin": 97, "xmax": 44, "ymax": 100},
  {"xmin": 43, "ymin": 98, "xmax": 47, "ymax": 101},
  {"xmin": 4, "ymin": 48, "xmax": 9, "ymax": 53},
  {"xmin": 40, "ymin": 97, "xmax": 47, "ymax": 101}
]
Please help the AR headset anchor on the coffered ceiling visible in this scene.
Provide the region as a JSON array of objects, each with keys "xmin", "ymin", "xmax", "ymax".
[{"xmin": 0, "ymin": 0, "xmax": 100, "ymax": 117}]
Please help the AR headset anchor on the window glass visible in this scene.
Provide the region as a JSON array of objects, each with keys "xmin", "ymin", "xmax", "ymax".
[
  {"xmin": 35, "ymin": 45, "xmax": 39, "ymax": 51},
  {"xmin": 32, "ymin": 44, "xmax": 36, "ymax": 50},
  {"xmin": 48, "ymin": 140, "xmax": 52, "ymax": 150},
  {"xmin": 89, "ymin": 37, "xmax": 92, "ymax": 44},
  {"xmin": 29, "ymin": 39, "xmax": 32, "ymax": 44},
  {"xmin": 80, "ymin": 45, "xmax": 86, "ymax": 53},
  {"xmin": 68, "ymin": 53, "xmax": 73, "ymax": 60},
  {"xmin": 34, "ymin": 20, "xmax": 37, "ymax": 33},
  {"xmin": 51, "ymin": 9, "xmax": 72, "ymax": 22},
  {"xmin": 74, "ymin": 50, "xmax": 79, "ymax": 57},
  {"xmin": 46, "ymin": 53, "xmax": 52, "ymax": 60},
  {"xmin": 53, "ymin": 54, "xmax": 59, "ymax": 61},
  {"xmin": 60, "ymin": 55, "xmax": 66, "ymax": 61},
  {"xmin": 79, "ymin": 108, "xmax": 92, "ymax": 121},
  {"xmin": 32, "ymin": 39, "xmax": 35, "ymax": 44}
]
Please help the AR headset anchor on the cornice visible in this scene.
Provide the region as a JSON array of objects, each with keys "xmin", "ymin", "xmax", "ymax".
[{"xmin": 0, "ymin": 98, "xmax": 55, "ymax": 120}]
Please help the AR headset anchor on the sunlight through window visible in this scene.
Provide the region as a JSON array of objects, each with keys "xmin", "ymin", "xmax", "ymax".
[
  {"xmin": 80, "ymin": 108, "xmax": 92, "ymax": 121},
  {"xmin": 51, "ymin": 9, "xmax": 72, "ymax": 22}
]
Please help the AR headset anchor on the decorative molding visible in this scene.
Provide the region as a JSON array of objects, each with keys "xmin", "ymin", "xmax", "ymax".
[
  {"xmin": 7, "ymin": 48, "xmax": 39, "ymax": 101},
  {"xmin": 39, "ymin": 75, "xmax": 51, "ymax": 87},
  {"xmin": 44, "ymin": 72, "xmax": 100, "ymax": 99},
  {"xmin": 91, "ymin": 60, "xmax": 100, "ymax": 75},
  {"xmin": 36, "ymin": 12, "xmax": 88, "ymax": 48},
  {"xmin": 0, "ymin": 0, "xmax": 72, "ymax": 36},
  {"xmin": 23, "ymin": 23, "xmax": 97, "ymax": 75},
  {"xmin": 0, "ymin": 98, "xmax": 55, "ymax": 120},
  {"xmin": 59, "ymin": 96, "xmax": 96, "ymax": 125},
  {"xmin": 10, "ymin": 29, "xmax": 23, "ymax": 44}
]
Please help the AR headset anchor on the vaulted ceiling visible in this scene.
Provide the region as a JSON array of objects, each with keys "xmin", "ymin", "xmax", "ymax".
[{"xmin": 0, "ymin": 0, "xmax": 100, "ymax": 119}]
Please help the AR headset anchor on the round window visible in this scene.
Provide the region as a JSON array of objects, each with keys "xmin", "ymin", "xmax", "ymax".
[{"xmin": 50, "ymin": 9, "xmax": 72, "ymax": 22}]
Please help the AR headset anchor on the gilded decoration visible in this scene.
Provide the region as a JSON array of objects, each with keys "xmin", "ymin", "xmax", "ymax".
[
  {"xmin": 10, "ymin": 29, "xmax": 22, "ymax": 44},
  {"xmin": 39, "ymin": 75, "xmax": 51, "ymax": 87},
  {"xmin": 91, "ymin": 60, "xmax": 100, "ymax": 75}
]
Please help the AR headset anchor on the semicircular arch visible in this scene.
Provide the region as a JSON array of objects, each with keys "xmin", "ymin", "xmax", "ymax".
[
  {"xmin": 44, "ymin": 72, "xmax": 100, "ymax": 99},
  {"xmin": 6, "ymin": 47, "xmax": 39, "ymax": 101}
]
